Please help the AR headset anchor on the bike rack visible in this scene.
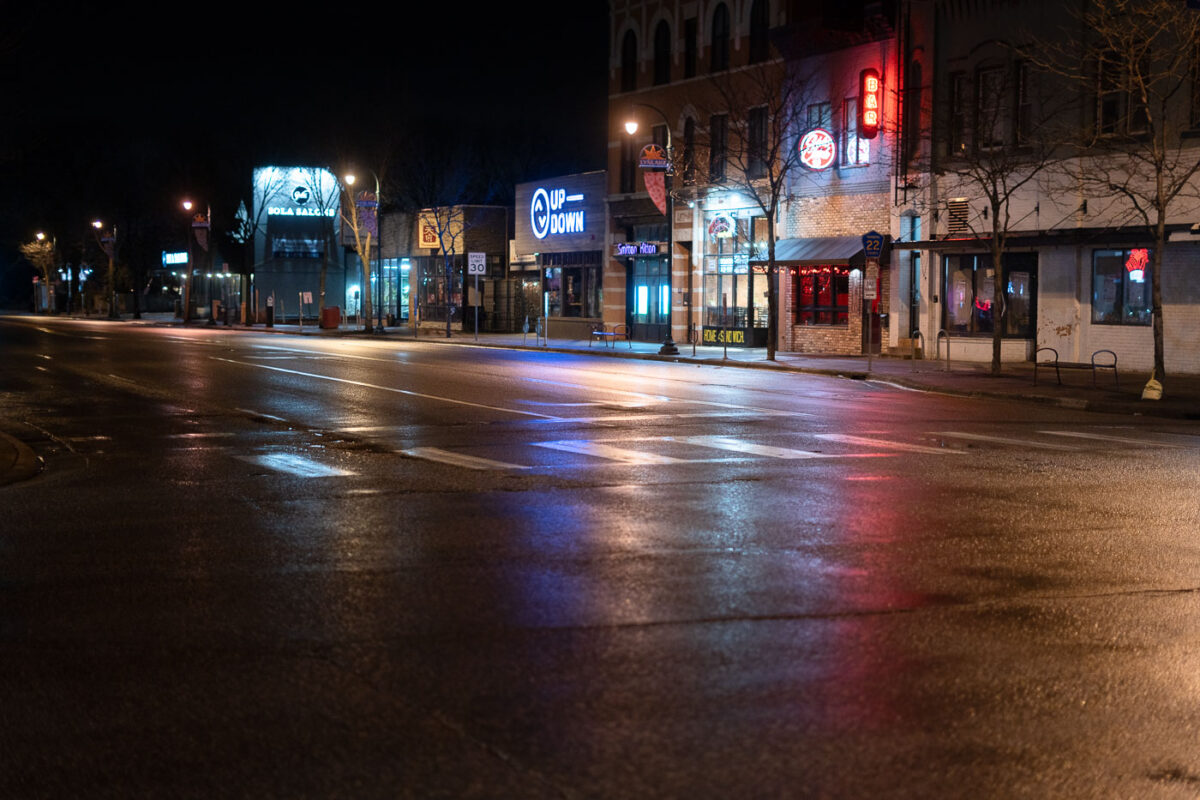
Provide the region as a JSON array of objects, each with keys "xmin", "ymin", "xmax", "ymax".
[
  {"xmin": 936, "ymin": 329, "xmax": 951, "ymax": 372},
  {"xmin": 910, "ymin": 330, "xmax": 925, "ymax": 372}
]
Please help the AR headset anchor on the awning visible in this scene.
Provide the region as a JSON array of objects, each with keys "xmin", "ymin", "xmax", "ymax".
[{"xmin": 750, "ymin": 235, "xmax": 867, "ymax": 267}]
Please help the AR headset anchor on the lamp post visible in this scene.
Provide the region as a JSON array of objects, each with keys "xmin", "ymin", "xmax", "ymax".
[
  {"xmin": 92, "ymin": 220, "xmax": 119, "ymax": 319},
  {"xmin": 625, "ymin": 104, "xmax": 680, "ymax": 355},
  {"xmin": 181, "ymin": 200, "xmax": 194, "ymax": 322},
  {"xmin": 344, "ymin": 172, "xmax": 385, "ymax": 333}
]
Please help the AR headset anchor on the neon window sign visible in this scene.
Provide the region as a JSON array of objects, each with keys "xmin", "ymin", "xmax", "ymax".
[{"xmin": 799, "ymin": 128, "xmax": 836, "ymax": 171}]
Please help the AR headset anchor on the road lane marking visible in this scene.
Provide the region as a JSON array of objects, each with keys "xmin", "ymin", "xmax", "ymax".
[
  {"xmin": 239, "ymin": 453, "xmax": 356, "ymax": 478},
  {"xmin": 933, "ymin": 431, "xmax": 1079, "ymax": 451},
  {"xmin": 401, "ymin": 447, "xmax": 528, "ymax": 471},
  {"xmin": 211, "ymin": 357, "xmax": 560, "ymax": 420},
  {"xmin": 518, "ymin": 376, "xmax": 809, "ymax": 417},
  {"xmin": 816, "ymin": 433, "xmax": 961, "ymax": 455},
  {"xmin": 533, "ymin": 440, "xmax": 692, "ymax": 464},
  {"xmin": 681, "ymin": 435, "xmax": 838, "ymax": 459},
  {"xmin": 1038, "ymin": 430, "xmax": 1184, "ymax": 447},
  {"xmin": 529, "ymin": 410, "xmax": 792, "ymax": 424},
  {"xmin": 235, "ymin": 408, "xmax": 288, "ymax": 422}
]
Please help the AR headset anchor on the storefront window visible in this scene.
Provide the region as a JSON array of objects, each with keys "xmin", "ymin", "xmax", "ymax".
[
  {"xmin": 1092, "ymin": 249, "xmax": 1151, "ymax": 325},
  {"xmin": 703, "ymin": 211, "xmax": 768, "ymax": 328},
  {"xmin": 544, "ymin": 251, "xmax": 602, "ymax": 318},
  {"xmin": 794, "ymin": 266, "xmax": 849, "ymax": 325},
  {"xmin": 943, "ymin": 252, "xmax": 1037, "ymax": 336}
]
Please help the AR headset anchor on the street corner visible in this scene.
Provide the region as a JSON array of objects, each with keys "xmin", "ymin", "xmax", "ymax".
[{"xmin": 0, "ymin": 429, "xmax": 42, "ymax": 487}]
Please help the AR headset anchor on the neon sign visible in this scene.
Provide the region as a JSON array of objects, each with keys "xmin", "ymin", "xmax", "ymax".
[
  {"xmin": 859, "ymin": 68, "xmax": 881, "ymax": 140},
  {"xmin": 531, "ymin": 187, "xmax": 586, "ymax": 239},
  {"xmin": 1126, "ymin": 248, "xmax": 1149, "ymax": 282},
  {"xmin": 799, "ymin": 128, "xmax": 836, "ymax": 170}
]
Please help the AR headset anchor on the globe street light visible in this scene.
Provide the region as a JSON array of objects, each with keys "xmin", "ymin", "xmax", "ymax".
[{"xmin": 624, "ymin": 103, "xmax": 680, "ymax": 355}]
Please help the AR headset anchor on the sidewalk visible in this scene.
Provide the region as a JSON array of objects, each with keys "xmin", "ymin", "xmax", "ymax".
[{"xmin": 123, "ymin": 311, "xmax": 1199, "ymax": 421}]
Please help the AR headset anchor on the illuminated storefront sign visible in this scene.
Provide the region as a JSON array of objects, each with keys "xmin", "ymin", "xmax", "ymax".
[
  {"xmin": 614, "ymin": 242, "xmax": 660, "ymax": 256},
  {"xmin": 162, "ymin": 251, "xmax": 188, "ymax": 266},
  {"xmin": 1125, "ymin": 248, "xmax": 1149, "ymax": 281},
  {"xmin": 254, "ymin": 166, "xmax": 340, "ymax": 218},
  {"xmin": 798, "ymin": 128, "xmax": 836, "ymax": 170},
  {"xmin": 701, "ymin": 326, "xmax": 748, "ymax": 345},
  {"xmin": 859, "ymin": 68, "xmax": 881, "ymax": 139},
  {"xmin": 531, "ymin": 187, "xmax": 586, "ymax": 239}
]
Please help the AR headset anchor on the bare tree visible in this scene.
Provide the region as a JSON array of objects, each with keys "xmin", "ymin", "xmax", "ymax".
[
  {"xmin": 1028, "ymin": 0, "xmax": 1200, "ymax": 392},
  {"xmin": 340, "ymin": 178, "xmax": 378, "ymax": 331},
  {"xmin": 296, "ymin": 167, "xmax": 342, "ymax": 319},
  {"xmin": 19, "ymin": 236, "xmax": 57, "ymax": 313},
  {"xmin": 680, "ymin": 59, "xmax": 815, "ymax": 361},
  {"xmin": 233, "ymin": 168, "xmax": 289, "ymax": 318},
  {"xmin": 930, "ymin": 51, "xmax": 1065, "ymax": 375}
]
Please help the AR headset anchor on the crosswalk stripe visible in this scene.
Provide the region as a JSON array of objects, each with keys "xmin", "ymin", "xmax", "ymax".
[
  {"xmin": 933, "ymin": 431, "xmax": 1078, "ymax": 451},
  {"xmin": 681, "ymin": 435, "xmax": 837, "ymax": 459},
  {"xmin": 815, "ymin": 433, "xmax": 959, "ymax": 455},
  {"xmin": 533, "ymin": 440, "xmax": 692, "ymax": 464},
  {"xmin": 240, "ymin": 453, "xmax": 356, "ymax": 478},
  {"xmin": 401, "ymin": 447, "xmax": 528, "ymax": 471},
  {"xmin": 1038, "ymin": 430, "xmax": 1183, "ymax": 447}
]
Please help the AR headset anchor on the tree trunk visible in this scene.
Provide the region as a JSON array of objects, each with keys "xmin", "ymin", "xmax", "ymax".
[
  {"xmin": 990, "ymin": 204, "xmax": 1006, "ymax": 376},
  {"xmin": 1152, "ymin": 209, "xmax": 1167, "ymax": 386},
  {"xmin": 445, "ymin": 251, "xmax": 453, "ymax": 338}
]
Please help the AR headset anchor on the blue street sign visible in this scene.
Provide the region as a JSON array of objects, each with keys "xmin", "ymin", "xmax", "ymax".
[{"xmin": 862, "ymin": 230, "xmax": 885, "ymax": 259}]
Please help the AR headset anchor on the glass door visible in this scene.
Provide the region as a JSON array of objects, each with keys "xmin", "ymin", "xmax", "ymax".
[{"xmin": 628, "ymin": 256, "xmax": 671, "ymax": 341}]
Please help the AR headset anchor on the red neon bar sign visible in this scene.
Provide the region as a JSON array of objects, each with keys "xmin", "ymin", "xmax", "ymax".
[{"xmin": 859, "ymin": 68, "xmax": 881, "ymax": 140}]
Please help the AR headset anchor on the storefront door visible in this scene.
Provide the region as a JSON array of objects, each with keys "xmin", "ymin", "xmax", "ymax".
[{"xmin": 627, "ymin": 256, "xmax": 671, "ymax": 342}]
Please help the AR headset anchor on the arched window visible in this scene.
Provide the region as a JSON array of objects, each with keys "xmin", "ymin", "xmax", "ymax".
[
  {"xmin": 654, "ymin": 21, "xmax": 671, "ymax": 85},
  {"xmin": 749, "ymin": 0, "xmax": 769, "ymax": 64},
  {"xmin": 683, "ymin": 117, "xmax": 696, "ymax": 182},
  {"xmin": 710, "ymin": 4, "xmax": 730, "ymax": 72},
  {"xmin": 621, "ymin": 30, "xmax": 638, "ymax": 92}
]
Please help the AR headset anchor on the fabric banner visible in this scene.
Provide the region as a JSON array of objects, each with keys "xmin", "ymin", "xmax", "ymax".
[{"xmin": 644, "ymin": 171, "xmax": 667, "ymax": 216}]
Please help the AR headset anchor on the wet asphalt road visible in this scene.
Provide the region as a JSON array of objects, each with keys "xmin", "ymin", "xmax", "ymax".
[{"xmin": 2, "ymin": 317, "xmax": 1200, "ymax": 798}]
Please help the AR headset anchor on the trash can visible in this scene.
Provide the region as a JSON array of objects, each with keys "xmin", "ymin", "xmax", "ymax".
[{"xmin": 320, "ymin": 305, "xmax": 341, "ymax": 329}]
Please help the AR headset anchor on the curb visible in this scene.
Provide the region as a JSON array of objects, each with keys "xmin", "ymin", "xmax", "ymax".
[{"xmin": 0, "ymin": 430, "xmax": 42, "ymax": 487}]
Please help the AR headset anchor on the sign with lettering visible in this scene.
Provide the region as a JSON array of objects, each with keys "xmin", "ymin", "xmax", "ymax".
[
  {"xmin": 614, "ymin": 242, "xmax": 660, "ymax": 256},
  {"xmin": 799, "ymin": 128, "xmax": 836, "ymax": 171},
  {"xmin": 639, "ymin": 144, "xmax": 670, "ymax": 169},
  {"xmin": 531, "ymin": 187, "xmax": 586, "ymax": 240},
  {"xmin": 859, "ymin": 68, "xmax": 881, "ymax": 140},
  {"xmin": 702, "ymin": 326, "xmax": 748, "ymax": 346}
]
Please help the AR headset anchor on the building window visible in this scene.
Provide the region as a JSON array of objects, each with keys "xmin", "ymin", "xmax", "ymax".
[
  {"xmin": 544, "ymin": 251, "xmax": 603, "ymax": 319},
  {"xmin": 709, "ymin": 113, "xmax": 728, "ymax": 181},
  {"xmin": 654, "ymin": 21, "xmax": 671, "ymax": 85},
  {"xmin": 1092, "ymin": 249, "xmax": 1152, "ymax": 325},
  {"xmin": 685, "ymin": 18, "xmax": 698, "ymax": 78},
  {"xmin": 622, "ymin": 136, "xmax": 637, "ymax": 193},
  {"xmin": 703, "ymin": 212, "xmax": 768, "ymax": 331},
  {"xmin": 748, "ymin": 106, "xmax": 768, "ymax": 178},
  {"xmin": 621, "ymin": 30, "xmax": 638, "ymax": 92},
  {"xmin": 794, "ymin": 265, "xmax": 850, "ymax": 326},
  {"xmin": 711, "ymin": 3, "xmax": 730, "ymax": 72},
  {"xmin": 749, "ymin": 0, "xmax": 769, "ymax": 64},
  {"xmin": 903, "ymin": 59, "xmax": 923, "ymax": 163},
  {"xmin": 807, "ymin": 102, "xmax": 831, "ymax": 129},
  {"xmin": 976, "ymin": 66, "xmax": 1008, "ymax": 149},
  {"xmin": 842, "ymin": 98, "xmax": 869, "ymax": 166},
  {"xmin": 683, "ymin": 117, "xmax": 696, "ymax": 183},
  {"xmin": 948, "ymin": 72, "xmax": 969, "ymax": 156},
  {"xmin": 943, "ymin": 252, "xmax": 1037, "ymax": 337}
]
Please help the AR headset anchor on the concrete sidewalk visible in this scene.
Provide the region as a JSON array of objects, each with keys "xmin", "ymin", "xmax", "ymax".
[{"xmin": 125, "ymin": 311, "xmax": 1198, "ymax": 420}]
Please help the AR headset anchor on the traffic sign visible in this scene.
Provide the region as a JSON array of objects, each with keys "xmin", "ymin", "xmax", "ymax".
[
  {"xmin": 467, "ymin": 252, "xmax": 487, "ymax": 276},
  {"xmin": 862, "ymin": 231, "xmax": 884, "ymax": 259},
  {"xmin": 864, "ymin": 258, "xmax": 879, "ymax": 300}
]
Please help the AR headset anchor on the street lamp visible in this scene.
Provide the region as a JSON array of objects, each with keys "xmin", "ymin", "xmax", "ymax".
[
  {"xmin": 625, "ymin": 103, "xmax": 680, "ymax": 355},
  {"xmin": 92, "ymin": 220, "xmax": 119, "ymax": 319},
  {"xmin": 181, "ymin": 200, "xmax": 194, "ymax": 323},
  {"xmin": 344, "ymin": 172, "xmax": 385, "ymax": 333}
]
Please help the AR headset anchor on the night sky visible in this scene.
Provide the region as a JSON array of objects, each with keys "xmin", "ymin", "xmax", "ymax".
[{"xmin": 0, "ymin": 1, "xmax": 610, "ymax": 295}]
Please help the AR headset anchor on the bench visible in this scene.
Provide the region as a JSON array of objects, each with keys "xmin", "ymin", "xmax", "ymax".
[
  {"xmin": 1034, "ymin": 347, "xmax": 1118, "ymax": 388},
  {"xmin": 589, "ymin": 323, "xmax": 632, "ymax": 349}
]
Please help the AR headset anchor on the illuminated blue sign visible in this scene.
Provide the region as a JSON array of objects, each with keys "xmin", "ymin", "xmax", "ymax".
[
  {"xmin": 531, "ymin": 187, "xmax": 585, "ymax": 240},
  {"xmin": 162, "ymin": 251, "xmax": 188, "ymax": 266}
]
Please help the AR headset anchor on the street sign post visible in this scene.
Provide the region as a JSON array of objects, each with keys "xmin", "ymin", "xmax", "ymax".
[{"xmin": 468, "ymin": 252, "xmax": 486, "ymax": 341}]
